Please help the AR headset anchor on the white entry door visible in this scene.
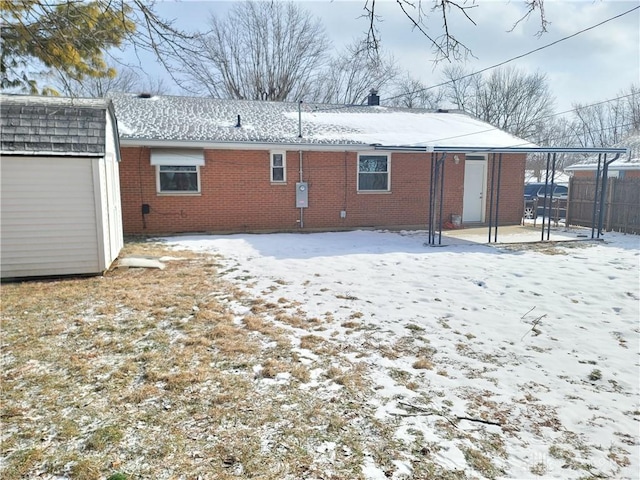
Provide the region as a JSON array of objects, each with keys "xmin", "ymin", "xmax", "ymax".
[{"xmin": 462, "ymin": 158, "xmax": 487, "ymax": 223}]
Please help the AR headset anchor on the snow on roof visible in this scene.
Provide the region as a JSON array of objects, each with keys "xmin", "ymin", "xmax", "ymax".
[
  {"xmin": 109, "ymin": 93, "xmax": 534, "ymax": 150},
  {"xmin": 565, "ymin": 131, "xmax": 640, "ymax": 171},
  {"xmin": 286, "ymin": 109, "xmax": 534, "ymax": 148}
]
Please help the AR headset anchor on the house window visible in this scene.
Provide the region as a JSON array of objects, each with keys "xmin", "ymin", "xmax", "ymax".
[
  {"xmin": 158, "ymin": 165, "xmax": 200, "ymax": 193},
  {"xmin": 271, "ymin": 151, "xmax": 286, "ymax": 182},
  {"xmin": 151, "ymin": 149, "xmax": 204, "ymax": 194},
  {"xmin": 358, "ymin": 154, "xmax": 389, "ymax": 191}
]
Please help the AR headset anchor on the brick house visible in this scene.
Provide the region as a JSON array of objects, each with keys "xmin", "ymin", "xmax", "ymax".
[{"xmin": 110, "ymin": 93, "xmax": 533, "ymax": 235}]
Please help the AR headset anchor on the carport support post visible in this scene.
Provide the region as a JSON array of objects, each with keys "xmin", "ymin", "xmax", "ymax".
[
  {"xmin": 438, "ymin": 155, "xmax": 445, "ymax": 245},
  {"xmin": 591, "ymin": 154, "xmax": 603, "ymax": 239},
  {"xmin": 541, "ymin": 153, "xmax": 551, "ymax": 241},
  {"xmin": 494, "ymin": 153, "xmax": 503, "ymax": 243},
  {"xmin": 427, "ymin": 152, "xmax": 446, "ymax": 246},
  {"xmin": 545, "ymin": 153, "xmax": 557, "ymax": 241},
  {"xmin": 428, "ymin": 153, "xmax": 435, "ymax": 245},
  {"xmin": 488, "ymin": 153, "xmax": 497, "ymax": 243},
  {"xmin": 597, "ymin": 162, "xmax": 608, "ymax": 237},
  {"xmin": 597, "ymin": 153, "xmax": 620, "ymax": 238}
]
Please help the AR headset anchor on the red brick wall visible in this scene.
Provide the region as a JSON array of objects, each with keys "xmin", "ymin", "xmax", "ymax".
[
  {"xmin": 119, "ymin": 147, "xmax": 526, "ymax": 234},
  {"xmin": 486, "ymin": 153, "xmax": 527, "ymax": 226}
]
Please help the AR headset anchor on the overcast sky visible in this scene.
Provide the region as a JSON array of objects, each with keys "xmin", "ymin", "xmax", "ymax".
[{"xmin": 129, "ymin": 0, "xmax": 640, "ymax": 113}]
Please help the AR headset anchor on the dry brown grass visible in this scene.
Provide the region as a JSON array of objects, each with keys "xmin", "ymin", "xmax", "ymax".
[
  {"xmin": 0, "ymin": 239, "xmax": 406, "ymax": 480},
  {"xmin": 412, "ymin": 358, "xmax": 435, "ymax": 370}
]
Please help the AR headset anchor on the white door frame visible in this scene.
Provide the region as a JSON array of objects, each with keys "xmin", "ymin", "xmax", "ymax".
[{"xmin": 462, "ymin": 154, "xmax": 488, "ymax": 223}]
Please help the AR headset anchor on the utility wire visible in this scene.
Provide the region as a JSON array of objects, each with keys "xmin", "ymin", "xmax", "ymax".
[
  {"xmin": 547, "ymin": 93, "xmax": 638, "ymax": 119},
  {"xmin": 383, "ymin": 4, "xmax": 640, "ymax": 103}
]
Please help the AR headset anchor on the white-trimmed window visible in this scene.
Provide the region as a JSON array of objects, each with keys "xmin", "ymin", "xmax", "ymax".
[
  {"xmin": 271, "ymin": 151, "xmax": 286, "ymax": 182},
  {"xmin": 358, "ymin": 154, "xmax": 390, "ymax": 191},
  {"xmin": 151, "ymin": 150, "xmax": 204, "ymax": 194}
]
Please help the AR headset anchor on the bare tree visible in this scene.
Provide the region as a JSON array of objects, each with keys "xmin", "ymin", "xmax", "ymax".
[
  {"xmin": 569, "ymin": 84, "xmax": 640, "ymax": 149},
  {"xmin": 52, "ymin": 64, "xmax": 170, "ymax": 98},
  {"xmin": 441, "ymin": 64, "xmax": 475, "ymax": 112},
  {"xmin": 442, "ymin": 66, "xmax": 554, "ymax": 140},
  {"xmin": 361, "ymin": 0, "xmax": 548, "ymax": 62},
  {"xmin": 180, "ymin": 1, "xmax": 329, "ymax": 101},
  {"xmin": 527, "ymin": 116, "xmax": 575, "ymax": 172},
  {"xmin": 525, "ymin": 85, "xmax": 639, "ymax": 171},
  {"xmin": 387, "ymin": 74, "xmax": 443, "ymax": 109},
  {"xmin": 309, "ymin": 41, "xmax": 398, "ymax": 104}
]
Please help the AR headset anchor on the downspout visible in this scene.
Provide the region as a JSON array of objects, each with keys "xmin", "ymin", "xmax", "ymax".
[
  {"xmin": 298, "ymin": 100, "xmax": 304, "ymax": 228},
  {"xmin": 597, "ymin": 153, "xmax": 620, "ymax": 237},
  {"xmin": 299, "ymin": 150, "xmax": 304, "ymax": 228}
]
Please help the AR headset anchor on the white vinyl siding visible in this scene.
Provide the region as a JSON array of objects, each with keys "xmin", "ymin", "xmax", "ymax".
[
  {"xmin": 1, "ymin": 156, "xmax": 102, "ymax": 278},
  {"xmin": 101, "ymin": 112, "xmax": 124, "ymax": 268}
]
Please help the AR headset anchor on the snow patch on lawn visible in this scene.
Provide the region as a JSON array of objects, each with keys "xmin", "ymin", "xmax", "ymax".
[{"xmin": 162, "ymin": 230, "xmax": 640, "ymax": 479}]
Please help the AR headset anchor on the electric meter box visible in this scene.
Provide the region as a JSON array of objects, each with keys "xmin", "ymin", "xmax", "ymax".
[{"xmin": 296, "ymin": 182, "xmax": 308, "ymax": 208}]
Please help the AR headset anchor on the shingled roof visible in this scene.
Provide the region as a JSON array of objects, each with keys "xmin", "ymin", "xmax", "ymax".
[
  {"xmin": 110, "ymin": 92, "xmax": 534, "ymax": 150},
  {"xmin": 0, "ymin": 94, "xmax": 113, "ymax": 156}
]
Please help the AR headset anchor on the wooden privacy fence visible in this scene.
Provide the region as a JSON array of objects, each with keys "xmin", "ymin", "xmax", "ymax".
[{"xmin": 568, "ymin": 177, "xmax": 640, "ymax": 234}]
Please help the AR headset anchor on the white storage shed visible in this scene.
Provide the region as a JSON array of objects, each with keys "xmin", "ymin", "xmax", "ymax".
[{"xmin": 1, "ymin": 94, "xmax": 123, "ymax": 279}]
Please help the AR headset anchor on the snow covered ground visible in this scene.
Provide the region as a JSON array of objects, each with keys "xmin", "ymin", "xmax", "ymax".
[{"xmin": 161, "ymin": 229, "xmax": 639, "ymax": 479}]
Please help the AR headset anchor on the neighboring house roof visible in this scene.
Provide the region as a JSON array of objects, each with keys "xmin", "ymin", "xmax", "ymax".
[
  {"xmin": 0, "ymin": 94, "xmax": 115, "ymax": 156},
  {"xmin": 565, "ymin": 132, "xmax": 640, "ymax": 171},
  {"xmin": 109, "ymin": 92, "xmax": 535, "ymax": 150},
  {"xmin": 525, "ymin": 170, "xmax": 571, "ymax": 184}
]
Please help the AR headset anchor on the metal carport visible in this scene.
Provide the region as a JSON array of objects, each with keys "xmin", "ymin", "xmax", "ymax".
[{"xmin": 373, "ymin": 145, "xmax": 629, "ymax": 245}]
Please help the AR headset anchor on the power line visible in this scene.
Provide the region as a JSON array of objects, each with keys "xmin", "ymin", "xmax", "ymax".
[
  {"xmin": 383, "ymin": 5, "xmax": 640, "ymax": 103},
  {"xmin": 548, "ymin": 93, "xmax": 638, "ymax": 119}
]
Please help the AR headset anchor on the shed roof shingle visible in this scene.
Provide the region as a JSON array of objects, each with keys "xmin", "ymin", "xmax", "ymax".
[{"xmin": 0, "ymin": 95, "xmax": 111, "ymax": 156}]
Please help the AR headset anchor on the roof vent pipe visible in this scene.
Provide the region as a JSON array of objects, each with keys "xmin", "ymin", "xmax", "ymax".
[
  {"xmin": 236, "ymin": 115, "xmax": 241, "ymax": 128},
  {"xmin": 367, "ymin": 89, "xmax": 379, "ymax": 106}
]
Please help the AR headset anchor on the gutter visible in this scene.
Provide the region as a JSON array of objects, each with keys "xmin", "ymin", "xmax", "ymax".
[
  {"xmin": 565, "ymin": 163, "xmax": 639, "ymax": 171},
  {"xmin": 374, "ymin": 145, "xmax": 630, "ymax": 155},
  {"xmin": 118, "ymin": 138, "xmax": 372, "ymax": 152},
  {"xmin": 118, "ymin": 139, "xmax": 630, "ymax": 156},
  {"xmin": 0, "ymin": 151, "xmax": 104, "ymax": 157}
]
